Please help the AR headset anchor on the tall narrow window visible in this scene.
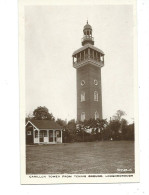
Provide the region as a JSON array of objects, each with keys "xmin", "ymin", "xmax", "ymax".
[
  {"xmin": 35, "ymin": 130, "xmax": 38, "ymax": 138},
  {"xmin": 94, "ymin": 91, "xmax": 98, "ymax": 101},
  {"xmin": 95, "ymin": 111, "xmax": 99, "ymax": 120},
  {"xmin": 100, "ymin": 55, "xmax": 104, "ymax": 61},
  {"xmin": 81, "ymin": 91, "xmax": 85, "ymax": 102},
  {"xmin": 81, "ymin": 112, "xmax": 85, "ymax": 122}
]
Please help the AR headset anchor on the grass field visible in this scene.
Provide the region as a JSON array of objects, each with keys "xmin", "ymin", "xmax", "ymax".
[{"xmin": 26, "ymin": 141, "xmax": 134, "ymax": 174}]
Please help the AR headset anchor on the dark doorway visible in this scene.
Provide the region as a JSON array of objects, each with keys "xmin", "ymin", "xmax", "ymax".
[
  {"xmin": 49, "ymin": 130, "xmax": 53, "ymax": 142},
  {"xmin": 39, "ymin": 130, "xmax": 44, "ymax": 142}
]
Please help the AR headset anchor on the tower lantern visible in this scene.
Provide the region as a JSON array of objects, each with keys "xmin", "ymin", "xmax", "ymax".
[
  {"xmin": 82, "ymin": 20, "xmax": 94, "ymax": 46},
  {"xmin": 72, "ymin": 21, "xmax": 105, "ymax": 122}
]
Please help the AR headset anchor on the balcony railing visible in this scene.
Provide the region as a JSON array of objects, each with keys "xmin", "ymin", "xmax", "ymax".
[
  {"xmin": 81, "ymin": 36, "xmax": 94, "ymax": 43},
  {"xmin": 73, "ymin": 54, "xmax": 104, "ymax": 69}
]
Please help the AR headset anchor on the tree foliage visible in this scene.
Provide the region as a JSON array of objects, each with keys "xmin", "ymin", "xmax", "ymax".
[
  {"xmin": 26, "ymin": 107, "xmax": 134, "ymax": 142},
  {"xmin": 112, "ymin": 110, "xmax": 126, "ymax": 121},
  {"xmin": 33, "ymin": 106, "xmax": 55, "ymax": 120},
  {"xmin": 56, "ymin": 118, "xmax": 67, "ymax": 128},
  {"xmin": 25, "ymin": 113, "xmax": 33, "ymax": 123}
]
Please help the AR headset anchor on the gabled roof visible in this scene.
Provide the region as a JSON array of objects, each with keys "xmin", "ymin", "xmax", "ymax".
[
  {"xmin": 72, "ymin": 43, "xmax": 104, "ymax": 56},
  {"xmin": 27, "ymin": 119, "xmax": 62, "ymax": 130}
]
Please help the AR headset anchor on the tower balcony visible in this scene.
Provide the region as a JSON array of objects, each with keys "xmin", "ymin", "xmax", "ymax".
[
  {"xmin": 82, "ymin": 35, "xmax": 94, "ymax": 43},
  {"xmin": 73, "ymin": 54, "xmax": 104, "ymax": 69},
  {"xmin": 82, "ymin": 36, "xmax": 94, "ymax": 46}
]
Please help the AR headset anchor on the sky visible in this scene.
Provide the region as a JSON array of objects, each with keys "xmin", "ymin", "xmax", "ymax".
[{"xmin": 25, "ymin": 5, "xmax": 134, "ymax": 123}]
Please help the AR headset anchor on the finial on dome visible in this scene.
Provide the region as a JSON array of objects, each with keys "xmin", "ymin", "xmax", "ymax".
[{"xmin": 87, "ymin": 19, "xmax": 88, "ymax": 24}]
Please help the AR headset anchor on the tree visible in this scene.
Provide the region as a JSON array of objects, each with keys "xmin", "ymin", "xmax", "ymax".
[
  {"xmin": 121, "ymin": 118, "xmax": 128, "ymax": 136},
  {"xmin": 110, "ymin": 110, "xmax": 128, "ymax": 140},
  {"xmin": 67, "ymin": 119, "xmax": 76, "ymax": 142},
  {"xmin": 109, "ymin": 120, "xmax": 121, "ymax": 140},
  {"xmin": 25, "ymin": 113, "xmax": 33, "ymax": 123},
  {"xmin": 33, "ymin": 106, "xmax": 55, "ymax": 120},
  {"xmin": 61, "ymin": 119, "xmax": 77, "ymax": 143},
  {"xmin": 96, "ymin": 119, "xmax": 108, "ymax": 140},
  {"xmin": 112, "ymin": 110, "xmax": 126, "ymax": 121},
  {"xmin": 123, "ymin": 123, "xmax": 134, "ymax": 140},
  {"xmin": 56, "ymin": 118, "xmax": 67, "ymax": 128},
  {"xmin": 77, "ymin": 118, "xmax": 108, "ymax": 141}
]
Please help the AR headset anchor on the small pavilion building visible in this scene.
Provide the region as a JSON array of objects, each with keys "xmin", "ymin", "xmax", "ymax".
[{"xmin": 25, "ymin": 120, "xmax": 63, "ymax": 144}]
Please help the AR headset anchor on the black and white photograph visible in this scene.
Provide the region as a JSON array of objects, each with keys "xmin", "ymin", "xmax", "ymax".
[{"xmin": 19, "ymin": 0, "xmax": 139, "ymax": 184}]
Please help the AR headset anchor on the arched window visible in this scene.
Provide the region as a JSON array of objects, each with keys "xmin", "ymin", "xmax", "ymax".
[
  {"xmin": 81, "ymin": 91, "xmax": 85, "ymax": 102},
  {"xmin": 81, "ymin": 112, "xmax": 85, "ymax": 122},
  {"xmin": 94, "ymin": 91, "xmax": 98, "ymax": 101},
  {"xmin": 95, "ymin": 111, "xmax": 99, "ymax": 120}
]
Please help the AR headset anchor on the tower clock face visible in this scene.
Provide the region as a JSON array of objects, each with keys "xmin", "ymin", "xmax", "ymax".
[
  {"xmin": 81, "ymin": 80, "xmax": 85, "ymax": 86},
  {"xmin": 94, "ymin": 79, "xmax": 98, "ymax": 85}
]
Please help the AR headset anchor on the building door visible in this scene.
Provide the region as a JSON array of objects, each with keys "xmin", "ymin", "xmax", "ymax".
[
  {"xmin": 56, "ymin": 130, "xmax": 61, "ymax": 143},
  {"xmin": 49, "ymin": 130, "xmax": 53, "ymax": 142},
  {"xmin": 39, "ymin": 130, "xmax": 44, "ymax": 142},
  {"xmin": 26, "ymin": 124, "xmax": 34, "ymax": 144}
]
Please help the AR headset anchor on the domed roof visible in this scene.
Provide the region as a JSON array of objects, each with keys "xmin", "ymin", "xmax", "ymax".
[{"xmin": 83, "ymin": 21, "xmax": 92, "ymax": 30}]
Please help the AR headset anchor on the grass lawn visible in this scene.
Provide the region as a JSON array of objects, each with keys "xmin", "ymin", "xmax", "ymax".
[{"xmin": 26, "ymin": 141, "xmax": 134, "ymax": 174}]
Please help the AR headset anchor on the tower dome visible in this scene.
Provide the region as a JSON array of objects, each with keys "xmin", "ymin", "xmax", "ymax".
[
  {"xmin": 82, "ymin": 21, "xmax": 94, "ymax": 46},
  {"xmin": 83, "ymin": 21, "xmax": 92, "ymax": 30}
]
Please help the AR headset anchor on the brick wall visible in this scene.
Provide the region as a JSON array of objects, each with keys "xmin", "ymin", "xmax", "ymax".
[{"xmin": 76, "ymin": 64, "xmax": 102, "ymax": 121}]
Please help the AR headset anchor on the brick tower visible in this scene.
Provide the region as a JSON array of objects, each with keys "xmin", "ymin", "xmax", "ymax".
[{"xmin": 72, "ymin": 21, "xmax": 105, "ymax": 122}]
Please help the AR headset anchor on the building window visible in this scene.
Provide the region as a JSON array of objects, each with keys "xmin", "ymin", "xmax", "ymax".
[
  {"xmin": 39, "ymin": 131, "xmax": 44, "ymax": 138},
  {"xmin": 81, "ymin": 80, "xmax": 85, "ymax": 86},
  {"xmin": 94, "ymin": 79, "xmax": 98, "ymax": 85},
  {"xmin": 44, "ymin": 130, "xmax": 47, "ymax": 137},
  {"xmin": 81, "ymin": 112, "xmax": 85, "ymax": 121},
  {"xmin": 27, "ymin": 131, "xmax": 31, "ymax": 135},
  {"xmin": 94, "ymin": 91, "xmax": 98, "ymax": 101},
  {"xmin": 35, "ymin": 130, "xmax": 38, "ymax": 138},
  {"xmin": 56, "ymin": 130, "xmax": 61, "ymax": 137},
  {"xmin": 95, "ymin": 111, "xmax": 99, "ymax": 120},
  {"xmin": 49, "ymin": 130, "xmax": 53, "ymax": 142},
  {"xmin": 81, "ymin": 91, "xmax": 85, "ymax": 102},
  {"xmin": 100, "ymin": 55, "xmax": 104, "ymax": 61}
]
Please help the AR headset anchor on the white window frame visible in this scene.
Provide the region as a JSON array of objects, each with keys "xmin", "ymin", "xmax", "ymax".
[
  {"xmin": 81, "ymin": 91, "xmax": 85, "ymax": 102},
  {"xmin": 35, "ymin": 130, "xmax": 38, "ymax": 138},
  {"xmin": 27, "ymin": 131, "xmax": 31, "ymax": 135},
  {"xmin": 81, "ymin": 112, "xmax": 85, "ymax": 121},
  {"xmin": 94, "ymin": 91, "xmax": 98, "ymax": 101},
  {"xmin": 94, "ymin": 79, "xmax": 98, "ymax": 85},
  {"xmin": 100, "ymin": 55, "xmax": 104, "ymax": 61},
  {"xmin": 81, "ymin": 80, "xmax": 85, "ymax": 86},
  {"xmin": 95, "ymin": 111, "xmax": 99, "ymax": 120}
]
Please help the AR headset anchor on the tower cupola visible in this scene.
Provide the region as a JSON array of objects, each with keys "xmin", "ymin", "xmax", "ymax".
[{"xmin": 82, "ymin": 21, "xmax": 94, "ymax": 46}]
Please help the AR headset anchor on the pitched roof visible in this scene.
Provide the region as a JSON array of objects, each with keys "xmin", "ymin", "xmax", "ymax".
[
  {"xmin": 28, "ymin": 120, "xmax": 62, "ymax": 130},
  {"xmin": 72, "ymin": 43, "xmax": 104, "ymax": 56}
]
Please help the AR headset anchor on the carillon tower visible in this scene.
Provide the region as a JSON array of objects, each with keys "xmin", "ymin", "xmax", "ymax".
[{"xmin": 72, "ymin": 21, "xmax": 105, "ymax": 122}]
